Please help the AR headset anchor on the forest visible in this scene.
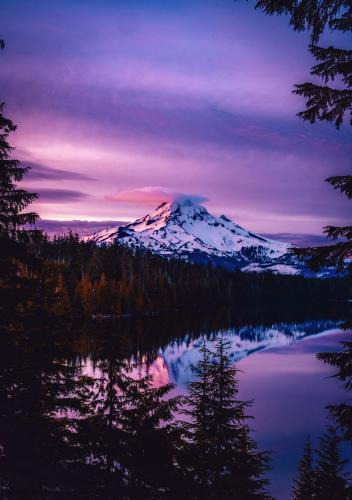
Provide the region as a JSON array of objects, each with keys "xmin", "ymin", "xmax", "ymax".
[{"xmin": 2, "ymin": 230, "xmax": 351, "ymax": 320}]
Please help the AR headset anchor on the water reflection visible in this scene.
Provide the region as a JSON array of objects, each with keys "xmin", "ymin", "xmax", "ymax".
[
  {"xmin": 149, "ymin": 320, "xmax": 344, "ymax": 387},
  {"xmin": 0, "ymin": 309, "xmax": 351, "ymax": 499},
  {"xmin": 75, "ymin": 315, "xmax": 351, "ymax": 499},
  {"xmin": 81, "ymin": 319, "xmax": 345, "ymax": 389}
]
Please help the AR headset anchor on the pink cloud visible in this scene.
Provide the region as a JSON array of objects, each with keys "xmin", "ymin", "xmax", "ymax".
[{"xmin": 105, "ymin": 186, "xmax": 208, "ymax": 206}]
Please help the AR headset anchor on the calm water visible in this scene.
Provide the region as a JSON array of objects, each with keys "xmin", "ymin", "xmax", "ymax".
[
  {"xmin": 80, "ymin": 316, "xmax": 352, "ymax": 499},
  {"xmin": 2, "ymin": 309, "xmax": 351, "ymax": 498}
]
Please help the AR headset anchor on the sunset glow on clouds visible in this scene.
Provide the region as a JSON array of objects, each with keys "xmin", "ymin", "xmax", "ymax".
[
  {"xmin": 1, "ymin": 0, "xmax": 351, "ymax": 235},
  {"xmin": 106, "ymin": 187, "xmax": 208, "ymax": 205}
]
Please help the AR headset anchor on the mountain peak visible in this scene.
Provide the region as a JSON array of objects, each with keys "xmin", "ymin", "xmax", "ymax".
[
  {"xmin": 156, "ymin": 198, "xmax": 203, "ymax": 213},
  {"xmin": 127, "ymin": 198, "xmax": 209, "ymax": 233},
  {"xmin": 84, "ymin": 199, "xmax": 308, "ymax": 275}
]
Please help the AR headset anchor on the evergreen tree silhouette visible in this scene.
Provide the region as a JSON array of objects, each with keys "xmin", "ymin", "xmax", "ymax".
[
  {"xmin": 180, "ymin": 342, "xmax": 214, "ymax": 498},
  {"xmin": 0, "ymin": 328, "xmax": 94, "ymax": 498},
  {"xmin": 181, "ymin": 337, "xmax": 272, "ymax": 500},
  {"xmin": 121, "ymin": 372, "xmax": 180, "ymax": 499},
  {"xmin": 295, "ymin": 176, "xmax": 352, "ymax": 272},
  {"xmin": 314, "ymin": 426, "xmax": 350, "ymax": 499},
  {"xmin": 0, "ymin": 103, "xmax": 38, "ymax": 239},
  {"xmin": 292, "ymin": 436, "xmax": 316, "ymax": 500},
  {"xmin": 0, "ymin": 40, "xmax": 42, "ymax": 330},
  {"xmin": 0, "ymin": 40, "xmax": 38, "ymax": 240},
  {"xmin": 80, "ymin": 341, "xmax": 181, "ymax": 499}
]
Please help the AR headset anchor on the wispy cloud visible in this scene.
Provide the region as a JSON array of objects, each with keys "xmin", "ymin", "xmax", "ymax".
[
  {"xmin": 106, "ymin": 186, "xmax": 208, "ymax": 206},
  {"xmin": 37, "ymin": 188, "xmax": 90, "ymax": 202},
  {"xmin": 263, "ymin": 233, "xmax": 329, "ymax": 247},
  {"xmin": 2, "ymin": 0, "xmax": 350, "ymax": 234},
  {"xmin": 25, "ymin": 161, "xmax": 95, "ymax": 181}
]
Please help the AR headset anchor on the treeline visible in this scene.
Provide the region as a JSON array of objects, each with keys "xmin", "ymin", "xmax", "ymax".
[{"xmin": 12, "ymin": 232, "xmax": 351, "ymax": 317}]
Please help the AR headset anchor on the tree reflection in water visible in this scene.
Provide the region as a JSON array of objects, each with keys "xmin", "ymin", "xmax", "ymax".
[
  {"xmin": 0, "ymin": 307, "xmax": 351, "ymax": 499},
  {"xmin": 0, "ymin": 322, "xmax": 274, "ymax": 499},
  {"xmin": 292, "ymin": 328, "xmax": 352, "ymax": 499}
]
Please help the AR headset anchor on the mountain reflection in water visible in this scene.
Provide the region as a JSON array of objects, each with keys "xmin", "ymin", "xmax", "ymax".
[
  {"xmin": 75, "ymin": 314, "xmax": 351, "ymax": 500},
  {"xmin": 1, "ymin": 306, "xmax": 350, "ymax": 499},
  {"xmin": 81, "ymin": 319, "xmax": 344, "ymax": 388}
]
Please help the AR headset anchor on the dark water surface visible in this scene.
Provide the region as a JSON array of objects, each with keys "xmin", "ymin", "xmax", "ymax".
[
  {"xmin": 1, "ymin": 306, "xmax": 351, "ymax": 498},
  {"xmin": 238, "ymin": 330, "xmax": 351, "ymax": 499},
  {"xmin": 79, "ymin": 316, "xmax": 352, "ymax": 499}
]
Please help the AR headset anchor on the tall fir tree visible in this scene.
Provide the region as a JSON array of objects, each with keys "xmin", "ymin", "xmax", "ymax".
[
  {"xmin": 314, "ymin": 426, "xmax": 351, "ymax": 499},
  {"xmin": 0, "ymin": 101, "xmax": 38, "ymax": 238},
  {"xmin": 292, "ymin": 436, "xmax": 316, "ymax": 500},
  {"xmin": 0, "ymin": 41, "xmax": 41, "ymax": 328},
  {"xmin": 80, "ymin": 341, "xmax": 181, "ymax": 499},
  {"xmin": 181, "ymin": 338, "xmax": 272, "ymax": 500},
  {"xmin": 121, "ymin": 372, "xmax": 180, "ymax": 499},
  {"xmin": 180, "ymin": 342, "xmax": 214, "ymax": 498},
  {"xmin": 0, "ymin": 328, "xmax": 94, "ymax": 498}
]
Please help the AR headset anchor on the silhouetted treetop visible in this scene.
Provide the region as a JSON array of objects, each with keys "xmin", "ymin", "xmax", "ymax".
[
  {"xmin": 292, "ymin": 436, "xmax": 316, "ymax": 500},
  {"xmin": 254, "ymin": 0, "xmax": 351, "ymax": 43},
  {"xmin": 253, "ymin": 0, "xmax": 352, "ymax": 127},
  {"xmin": 294, "ymin": 175, "xmax": 352, "ymax": 271}
]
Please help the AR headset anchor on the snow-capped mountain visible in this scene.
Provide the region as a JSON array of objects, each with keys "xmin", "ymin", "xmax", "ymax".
[{"xmin": 84, "ymin": 199, "xmax": 307, "ymax": 274}]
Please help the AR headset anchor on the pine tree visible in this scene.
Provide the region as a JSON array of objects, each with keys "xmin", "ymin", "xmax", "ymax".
[
  {"xmin": 121, "ymin": 372, "xmax": 180, "ymax": 499},
  {"xmin": 0, "ymin": 328, "xmax": 93, "ymax": 497},
  {"xmin": 0, "ymin": 42, "xmax": 41, "ymax": 327},
  {"xmin": 180, "ymin": 342, "xmax": 214, "ymax": 498},
  {"xmin": 314, "ymin": 426, "xmax": 350, "ymax": 499},
  {"xmin": 292, "ymin": 436, "xmax": 316, "ymax": 500},
  {"xmin": 254, "ymin": 0, "xmax": 352, "ymax": 128},
  {"xmin": 181, "ymin": 338, "xmax": 272, "ymax": 500},
  {"xmin": 294, "ymin": 175, "xmax": 352, "ymax": 271},
  {"xmin": 81, "ymin": 343, "xmax": 181, "ymax": 499},
  {"xmin": 0, "ymin": 103, "xmax": 38, "ymax": 239}
]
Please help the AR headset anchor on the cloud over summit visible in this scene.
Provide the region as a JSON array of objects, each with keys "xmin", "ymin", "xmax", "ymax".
[{"xmin": 106, "ymin": 187, "xmax": 208, "ymax": 206}]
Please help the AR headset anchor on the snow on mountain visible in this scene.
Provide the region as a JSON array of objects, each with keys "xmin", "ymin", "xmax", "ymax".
[{"xmin": 83, "ymin": 199, "xmax": 307, "ymax": 274}]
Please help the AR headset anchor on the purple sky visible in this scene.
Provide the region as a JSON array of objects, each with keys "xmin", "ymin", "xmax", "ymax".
[{"xmin": 2, "ymin": 0, "xmax": 351, "ymax": 237}]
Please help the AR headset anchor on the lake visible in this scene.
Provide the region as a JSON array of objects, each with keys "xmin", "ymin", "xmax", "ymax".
[
  {"xmin": 77, "ymin": 312, "xmax": 352, "ymax": 499},
  {"xmin": 1, "ymin": 306, "xmax": 351, "ymax": 498}
]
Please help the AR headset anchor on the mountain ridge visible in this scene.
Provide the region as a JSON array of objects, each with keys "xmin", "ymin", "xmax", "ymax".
[{"xmin": 84, "ymin": 199, "xmax": 313, "ymax": 275}]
